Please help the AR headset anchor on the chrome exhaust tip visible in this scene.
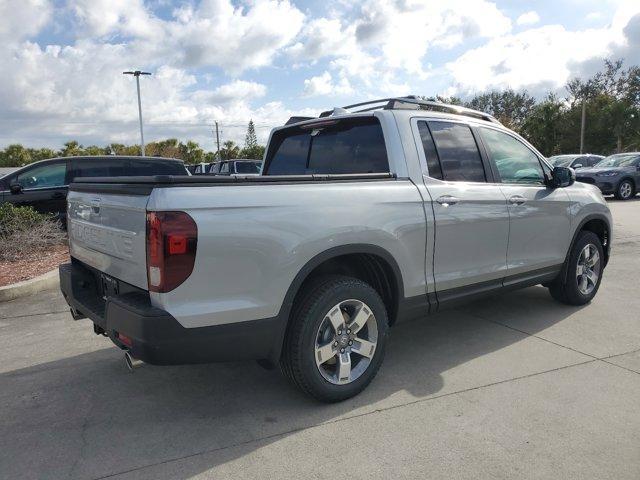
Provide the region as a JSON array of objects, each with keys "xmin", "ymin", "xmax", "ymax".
[{"xmin": 124, "ymin": 351, "xmax": 144, "ymax": 372}]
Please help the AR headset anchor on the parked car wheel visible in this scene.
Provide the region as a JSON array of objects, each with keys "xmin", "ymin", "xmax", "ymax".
[
  {"xmin": 281, "ymin": 275, "xmax": 388, "ymax": 402},
  {"xmin": 548, "ymin": 231, "xmax": 604, "ymax": 306},
  {"xmin": 614, "ymin": 179, "xmax": 635, "ymax": 200}
]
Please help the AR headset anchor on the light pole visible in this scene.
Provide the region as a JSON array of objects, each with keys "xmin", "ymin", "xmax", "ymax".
[{"xmin": 123, "ymin": 70, "xmax": 151, "ymax": 156}]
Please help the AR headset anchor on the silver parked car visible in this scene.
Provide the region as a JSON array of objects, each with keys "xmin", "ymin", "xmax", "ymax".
[
  {"xmin": 548, "ymin": 154, "xmax": 604, "ymax": 169},
  {"xmin": 59, "ymin": 96, "xmax": 612, "ymax": 402}
]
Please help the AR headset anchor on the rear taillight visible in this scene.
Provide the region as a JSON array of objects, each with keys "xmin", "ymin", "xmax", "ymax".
[{"xmin": 146, "ymin": 211, "xmax": 197, "ymax": 293}]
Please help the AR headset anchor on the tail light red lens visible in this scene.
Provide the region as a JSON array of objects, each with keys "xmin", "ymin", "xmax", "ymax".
[{"xmin": 146, "ymin": 211, "xmax": 197, "ymax": 293}]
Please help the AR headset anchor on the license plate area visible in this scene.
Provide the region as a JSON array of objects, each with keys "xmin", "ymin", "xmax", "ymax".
[{"xmin": 100, "ymin": 274, "xmax": 120, "ymax": 300}]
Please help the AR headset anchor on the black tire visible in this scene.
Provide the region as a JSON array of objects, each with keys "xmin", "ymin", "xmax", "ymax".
[
  {"xmin": 280, "ymin": 275, "xmax": 388, "ymax": 402},
  {"xmin": 614, "ymin": 179, "xmax": 635, "ymax": 200},
  {"xmin": 548, "ymin": 231, "xmax": 604, "ymax": 305}
]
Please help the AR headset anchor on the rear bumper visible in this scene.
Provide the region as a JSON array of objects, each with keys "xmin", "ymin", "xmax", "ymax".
[{"xmin": 59, "ymin": 261, "xmax": 283, "ymax": 365}]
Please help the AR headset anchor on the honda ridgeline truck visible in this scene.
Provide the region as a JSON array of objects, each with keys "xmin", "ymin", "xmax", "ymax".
[{"xmin": 60, "ymin": 97, "xmax": 612, "ymax": 402}]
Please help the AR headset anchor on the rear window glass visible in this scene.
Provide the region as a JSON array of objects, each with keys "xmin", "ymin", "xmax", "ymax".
[
  {"xmin": 71, "ymin": 159, "xmax": 127, "ymax": 179},
  {"xmin": 265, "ymin": 117, "xmax": 388, "ymax": 175},
  {"xmin": 128, "ymin": 159, "xmax": 187, "ymax": 175},
  {"xmin": 235, "ymin": 161, "xmax": 261, "ymax": 174},
  {"xmin": 71, "ymin": 158, "xmax": 186, "ymax": 180},
  {"xmin": 428, "ymin": 121, "xmax": 486, "ymax": 182}
]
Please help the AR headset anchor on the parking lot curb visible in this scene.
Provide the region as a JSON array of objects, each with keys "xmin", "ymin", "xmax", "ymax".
[{"xmin": 0, "ymin": 269, "xmax": 59, "ymax": 303}]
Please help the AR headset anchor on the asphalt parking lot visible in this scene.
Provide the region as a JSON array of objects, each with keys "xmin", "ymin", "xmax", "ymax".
[{"xmin": 1, "ymin": 199, "xmax": 639, "ymax": 480}]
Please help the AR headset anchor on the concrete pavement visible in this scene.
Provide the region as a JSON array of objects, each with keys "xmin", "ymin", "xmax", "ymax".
[{"xmin": 0, "ymin": 199, "xmax": 639, "ymax": 480}]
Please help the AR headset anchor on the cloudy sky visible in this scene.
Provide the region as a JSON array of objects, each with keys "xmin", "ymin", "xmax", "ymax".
[{"xmin": 1, "ymin": 0, "xmax": 639, "ymax": 150}]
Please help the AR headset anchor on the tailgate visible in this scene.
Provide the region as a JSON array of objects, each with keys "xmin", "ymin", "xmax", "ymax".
[{"xmin": 67, "ymin": 190, "xmax": 149, "ymax": 289}]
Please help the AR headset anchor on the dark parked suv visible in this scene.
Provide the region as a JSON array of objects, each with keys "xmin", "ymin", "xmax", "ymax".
[
  {"xmin": 0, "ymin": 156, "xmax": 188, "ymax": 219},
  {"xmin": 575, "ymin": 152, "xmax": 640, "ymax": 200}
]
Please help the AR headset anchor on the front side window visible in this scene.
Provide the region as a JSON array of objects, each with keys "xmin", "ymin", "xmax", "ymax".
[
  {"xmin": 479, "ymin": 128, "xmax": 544, "ymax": 185},
  {"xmin": 264, "ymin": 117, "xmax": 388, "ymax": 175},
  {"xmin": 16, "ymin": 162, "xmax": 66, "ymax": 188},
  {"xmin": 428, "ymin": 121, "xmax": 486, "ymax": 182}
]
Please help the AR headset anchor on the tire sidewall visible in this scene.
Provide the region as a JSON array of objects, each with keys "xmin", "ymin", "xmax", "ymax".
[
  {"xmin": 298, "ymin": 278, "xmax": 388, "ymax": 400},
  {"xmin": 565, "ymin": 231, "xmax": 604, "ymax": 304}
]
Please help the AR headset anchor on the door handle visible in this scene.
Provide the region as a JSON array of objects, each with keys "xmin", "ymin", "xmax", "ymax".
[
  {"xmin": 52, "ymin": 192, "xmax": 65, "ymax": 199},
  {"xmin": 435, "ymin": 195, "xmax": 459, "ymax": 206},
  {"xmin": 508, "ymin": 195, "xmax": 526, "ymax": 205}
]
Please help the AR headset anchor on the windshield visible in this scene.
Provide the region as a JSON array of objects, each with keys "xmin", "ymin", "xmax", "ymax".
[
  {"xmin": 595, "ymin": 154, "xmax": 639, "ymax": 168},
  {"xmin": 548, "ymin": 155, "xmax": 578, "ymax": 167},
  {"xmin": 235, "ymin": 161, "xmax": 261, "ymax": 174}
]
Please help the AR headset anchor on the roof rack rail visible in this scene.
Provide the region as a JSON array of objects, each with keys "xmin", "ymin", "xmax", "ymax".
[{"xmin": 319, "ymin": 95, "xmax": 501, "ymax": 125}]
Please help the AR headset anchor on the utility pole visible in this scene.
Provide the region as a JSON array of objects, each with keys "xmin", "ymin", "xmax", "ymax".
[
  {"xmin": 215, "ymin": 121, "xmax": 221, "ymax": 160},
  {"xmin": 123, "ymin": 70, "xmax": 152, "ymax": 156},
  {"xmin": 580, "ymin": 100, "xmax": 586, "ymax": 154}
]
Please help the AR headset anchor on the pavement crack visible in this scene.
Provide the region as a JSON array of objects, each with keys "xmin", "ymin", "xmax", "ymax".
[
  {"xmin": 90, "ymin": 358, "xmax": 597, "ymax": 480},
  {"xmin": 0, "ymin": 310, "xmax": 68, "ymax": 320},
  {"xmin": 467, "ymin": 311, "xmax": 640, "ymax": 376}
]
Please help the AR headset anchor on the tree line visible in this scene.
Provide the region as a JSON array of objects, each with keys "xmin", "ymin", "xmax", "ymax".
[
  {"xmin": 440, "ymin": 59, "xmax": 639, "ymax": 156},
  {"xmin": 1, "ymin": 59, "xmax": 638, "ymax": 168},
  {"xmin": 0, "ymin": 120, "xmax": 266, "ymax": 167}
]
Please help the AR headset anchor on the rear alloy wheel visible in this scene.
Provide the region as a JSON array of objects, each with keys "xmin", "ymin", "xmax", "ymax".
[
  {"xmin": 615, "ymin": 179, "xmax": 635, "ymax": 200},
  {"xmin": 548, "ymin": 230, "xmax": 604, "ymax": 305},
  {"xmin": 281, "ymin": 275, "xmax": 388, "ymax": 402},
  {"xmin": 314, "ymin": 299, "xmax": 379, "ymax": 385}
]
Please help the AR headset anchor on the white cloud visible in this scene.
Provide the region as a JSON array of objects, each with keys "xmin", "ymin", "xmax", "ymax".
[
  {"xmin": 69, "ymin": 0, "xmax": 306, "ymax": 74},
  {"xmin": 303, "ymin": 71, "xmax": 353, "ymax": 97},
  {"xmin": 516, "ymin": 11, "xmax": 540, "ymax": 26},
  {"xmin": 446, "ymin": 3, "xmax": 640, "ymax": 96},
  {"xmin": 0, "ymin": 0, "xmax": 52, "ymax": 43},
  {"xmin": 290, "ymin": 0, "xmax": 512, "ymax": 94}
]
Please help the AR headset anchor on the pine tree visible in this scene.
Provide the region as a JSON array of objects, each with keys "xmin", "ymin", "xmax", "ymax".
[{"xmin": 245, "ymin": 120, "xmax": 257, "ymax": 149}]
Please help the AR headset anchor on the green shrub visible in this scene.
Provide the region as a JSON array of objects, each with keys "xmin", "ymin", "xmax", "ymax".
[{"xmin": 0, "ymin": 203, "xmax": 66, "ymax": 261}]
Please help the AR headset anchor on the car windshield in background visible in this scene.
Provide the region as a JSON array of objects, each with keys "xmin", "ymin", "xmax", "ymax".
[
  {"xmin": 595, "ymin": 154, "xmax": 639, "ymax": 168},
  {"xmin": 264, "ymin": 117, "xmax": 389, "ymax": 175},
  {"xmin": 549, "ymin": 155, "xmax": 579, "ymax": 167},
  {"xmin": 235, "ymin": 161, "xmax": 261, "ymax": 174}
]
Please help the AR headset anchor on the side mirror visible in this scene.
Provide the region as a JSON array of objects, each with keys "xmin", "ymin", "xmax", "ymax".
[
  {"xmin": 573, "ymin": 164, "xmax": 583, "ymax": 169},
  {"xmin": 550, "ymin": 166, "xmax": 575, "ymax": 188},
  {"xmin": 9, "ymin": 183, "xmax": 23, "ymax": 194}
]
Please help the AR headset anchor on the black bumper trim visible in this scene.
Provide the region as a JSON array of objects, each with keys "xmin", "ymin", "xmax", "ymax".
[{"xmin": 59, "ymin": 262, "xmax": 281, "ymax": 365}]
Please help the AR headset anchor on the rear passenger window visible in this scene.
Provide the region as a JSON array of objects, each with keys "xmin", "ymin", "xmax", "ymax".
[
  {"xmin": 265, "ymin": 117, "xmax": 388, "ymax": 175},
  {"xmin": 417, "ymin": 121, "xmax": 442, "ymax": 179},
  {"xmin": 428, "ymin": 122, "xmax": 486, "ymax": 182}
]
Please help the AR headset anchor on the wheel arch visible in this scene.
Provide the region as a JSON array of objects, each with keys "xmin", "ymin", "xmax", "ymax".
[
  {"xmin": 559, "ymin": 214, "xmax": 611, "ymax": 285},
  {"xmin": 267, "ymin": 244, "xmax": 404, "ymax": 364}
]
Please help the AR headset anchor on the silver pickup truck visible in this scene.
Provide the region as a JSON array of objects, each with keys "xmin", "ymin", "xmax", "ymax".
[{"xmin": 60, "ymin": 97, "xmax": 612, "ymax": 402}]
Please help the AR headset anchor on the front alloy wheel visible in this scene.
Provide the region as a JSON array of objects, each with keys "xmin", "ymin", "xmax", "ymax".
[
  {"xmin": 616, "ymin": 180, "xmax": 634, "ymax": 200},
  {"xmin": 576, "ymin": 244, "xmax": 600, "ymax": 296}
]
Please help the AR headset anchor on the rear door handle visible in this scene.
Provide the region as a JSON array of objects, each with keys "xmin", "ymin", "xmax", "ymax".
[
  {"xmin": 436, "ymin": 195, "xmax": 459, "ymax": 206},
  {"xmin": 508, "ymin": 195, "xmax": 526, "ymax": 205},
  {"xmin": 52, "ymin": 192, "xmax": 65, "ymax": 199}
]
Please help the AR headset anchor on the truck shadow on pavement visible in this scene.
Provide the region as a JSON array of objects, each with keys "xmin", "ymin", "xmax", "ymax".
[{"xmin": 0, "ymin": 286, "xmax": 588, "ymax": 480}]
